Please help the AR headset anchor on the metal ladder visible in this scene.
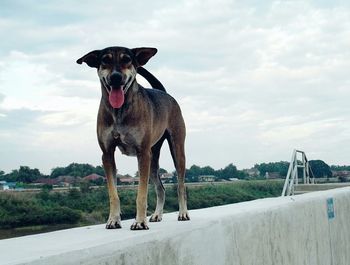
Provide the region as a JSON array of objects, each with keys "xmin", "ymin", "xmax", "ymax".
[{"xmin": 281, "ymin": 149, "xmax": 315, "ymax": 196}]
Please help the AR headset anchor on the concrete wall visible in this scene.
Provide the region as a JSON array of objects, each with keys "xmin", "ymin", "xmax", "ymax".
[
  {"xmin": 295, "ymin": 183, "xmax": 350, "ymax": 194},
  {"xmin": 1, "ymin": 187, "xmax": 350, "ymax": 265}
]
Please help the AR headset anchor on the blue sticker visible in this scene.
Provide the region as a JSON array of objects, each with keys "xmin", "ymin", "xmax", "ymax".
[{"xmin": 327, "ymin": 198, "xmax": 335, "ymax": 219}]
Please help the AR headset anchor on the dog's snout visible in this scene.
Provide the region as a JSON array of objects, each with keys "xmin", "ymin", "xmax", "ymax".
[{"xmin": 109, "ymin": 72, "xmax": 123, "ymax": 87}]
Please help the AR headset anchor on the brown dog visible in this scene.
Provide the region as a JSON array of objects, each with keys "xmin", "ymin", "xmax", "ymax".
[{"xmin": 77, "ymin": 46, "xmax": 189, "ymax": 230}]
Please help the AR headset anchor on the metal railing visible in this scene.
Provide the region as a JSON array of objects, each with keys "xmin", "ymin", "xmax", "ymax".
[{"xmin": 281, "ymin": 149, "xmax": 315, "ymax": 196}]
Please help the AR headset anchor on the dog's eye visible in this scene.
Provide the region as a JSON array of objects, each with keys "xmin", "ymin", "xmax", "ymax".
[
  {"xmin": 121, "ymin": 55, "xmax": 132, "ymax": 65},
  {"xmin": 101, "ymin": 56, "xmax": 112, "ymax": 65}
]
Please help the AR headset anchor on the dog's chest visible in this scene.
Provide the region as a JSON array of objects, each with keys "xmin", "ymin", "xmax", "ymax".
[{"xmin": 113, "ymin": 128, "xmax": 142, "ymax": 156}]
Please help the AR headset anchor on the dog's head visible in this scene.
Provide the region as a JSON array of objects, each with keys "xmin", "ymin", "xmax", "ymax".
[{"xmin": 77, "ymin": 46, "xmax": 157, "ymax": 108}]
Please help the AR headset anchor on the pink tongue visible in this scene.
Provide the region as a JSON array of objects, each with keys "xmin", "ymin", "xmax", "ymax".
[{"xmin": 109, "ymin": 87, "xmax": 124, "ymax": 109}]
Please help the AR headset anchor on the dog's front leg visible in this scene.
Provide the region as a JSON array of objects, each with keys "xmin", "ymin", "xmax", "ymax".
[
  {"xmin": 102, "ymin": 151, "xmax": 121, "ymax": 229},
  {"xmin": 131, "ymin": 150, "xmax": 151, "ymax": 230}
]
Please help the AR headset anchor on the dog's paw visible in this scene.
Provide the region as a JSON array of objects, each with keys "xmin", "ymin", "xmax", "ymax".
[
  {"xmin": 149, "ymin": 213, "xmax": 163, "ymax": 222},
  {"xmin": 130, "ymin": 220, "xmax": 149, "ymax": 230},
  {"xmin": 178, "ymin": 211, "xmax": 190, "ymax": 221},
  {"xmin": 105, "ymin": 216, "xmax": 122, "ymax": 229}
]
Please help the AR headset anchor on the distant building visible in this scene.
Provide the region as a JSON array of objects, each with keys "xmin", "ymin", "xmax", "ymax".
[
  {"xmin": 119, "ymin": 177, "xmax": 139, "ymax": 185},
  {"xmin": 34, "ymin": 176, "xmax": 81, "ymax": 187},
  {"xmin": 0, "ymin": 181, "xmax": 16, "ymax": 190},
  {"xmin": 265, "ymin": 172, "xmax": 281, "ymax": 179},
  {"xmin": 332, "ymin": 170, "xmax": 350, "ymax": 181},
  {"xmin": 35, "ymin": 178, "xmax": 60, "ymax": 186},
  {"xmin": 83, "ymin": 174, "xmax": 105, "ymax": 182},
  {"xmin": 57, "ymin": 176, "xmax": 82, "ymax": 185},
  {"xmin": 244, "ymin": 168, "xmax": 260, "ymax": 177},
  {"xmin": 198, "ymin": 175, "xmax": 216, "ymax": 182},
  {"xmin": 0, "ymin": 181, "xmax": 9, "ymax": 190},
  {"xmin": 160, "ymin": 173, "xmax": 174, "ymax": 183},
  {"xmin": 332, "ymin": 170, "xmax": 350, "ymax": 178}
]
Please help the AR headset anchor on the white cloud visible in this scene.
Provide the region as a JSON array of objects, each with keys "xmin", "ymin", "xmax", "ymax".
[{"xmin": 0, "ymin": 0, "xmax": 350, "ymax": 174}]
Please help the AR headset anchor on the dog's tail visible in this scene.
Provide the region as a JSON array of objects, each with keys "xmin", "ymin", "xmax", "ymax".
[{"xmin": 137, "ymin": 67, "xmax": 166, "ymax": 92}]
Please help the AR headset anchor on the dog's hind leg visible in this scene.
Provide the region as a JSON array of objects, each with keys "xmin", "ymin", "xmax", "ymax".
[
  {"xmin": 102, "ymin": 150, "xmax": 122, "ymax": 229},
  {"xmin": 167, "ymin": 129, "xmax": 190, "ymax": 221},
  {"xmin": 149, "ymin": 136, "xmax": 166, "ymax": 222}
]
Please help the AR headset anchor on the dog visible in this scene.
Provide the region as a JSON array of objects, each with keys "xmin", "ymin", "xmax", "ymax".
[{"xmin": 77, "ymin": 46, "xmax": 190, "ymax": 230}]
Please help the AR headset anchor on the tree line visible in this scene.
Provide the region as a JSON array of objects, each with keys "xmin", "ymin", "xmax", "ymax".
[
  {"xmin": 186, "ymin": 163, "xmax": 247, "ymax": 182},
  {"xmin": 0, "ymin": 163, "xmax": 105, "ymax": 183},
  {"xmin": 0, "ymin": 160, "xmax": 347, "ymax": 184},
  {"xmin": 254, "ymin": 160, "xmax": 333, "ymax": 178},
  {"xmin": 330, "ymin": 165, "xmax": 350, "ymax": 171}
]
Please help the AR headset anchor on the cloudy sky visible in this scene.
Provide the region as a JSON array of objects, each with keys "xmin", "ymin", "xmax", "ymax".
[{"xmin": 0, "ymin": 0, "xmax": 349, "ymax": 175}]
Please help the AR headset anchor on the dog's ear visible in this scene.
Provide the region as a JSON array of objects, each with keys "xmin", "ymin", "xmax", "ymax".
[
  {"xmin": 131, "ymin": 48, "xmax": 157, "ymax": 67},
  {"xmin": 76, "ymin": 50, "xmax": 101, "ymax": 68}
]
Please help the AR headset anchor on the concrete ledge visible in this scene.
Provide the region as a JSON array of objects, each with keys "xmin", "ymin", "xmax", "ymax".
[
  {"xmin": 1, "ymin": 187, "xmax": 350, "ymax": 265},
  {"xmin": 295, "ymin": 183, "xmax": 350, "ymax": 193}
]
